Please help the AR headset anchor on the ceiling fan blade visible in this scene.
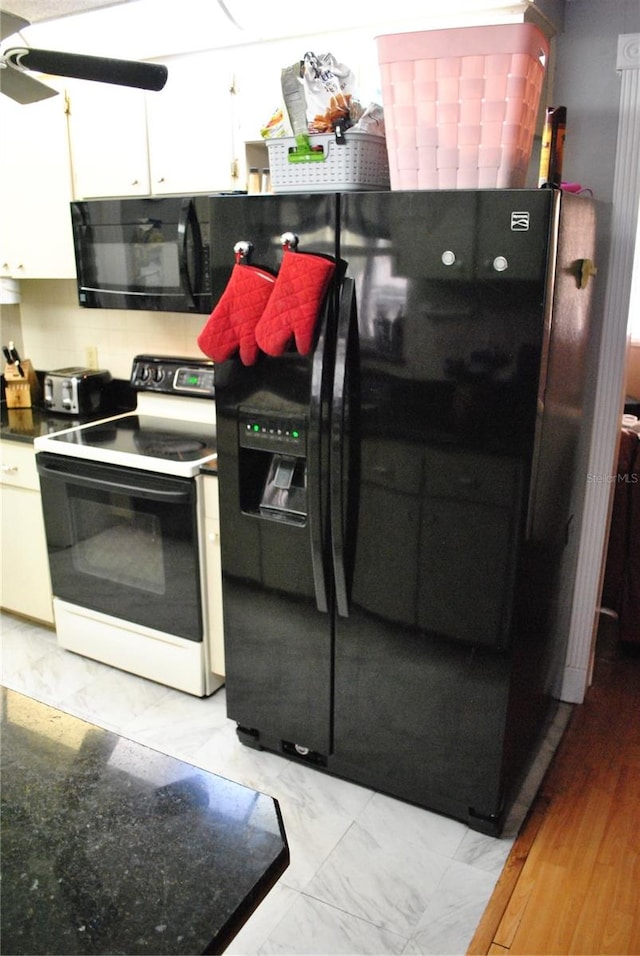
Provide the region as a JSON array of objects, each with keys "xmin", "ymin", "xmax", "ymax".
[
  {"xmin": 0, "ymin": 64, "xmax": 58, "ymax": 103},
  {"xmin": 0, "ymin": 10, "xmax": 30, "ymax": 41},
  {"xmin": 4, "ymin": 47, "xmax": 168, "ymax": 92}
]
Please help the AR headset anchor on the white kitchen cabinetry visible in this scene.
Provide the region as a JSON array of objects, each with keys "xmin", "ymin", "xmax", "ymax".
[
  {"xmin": 145, "ymin": 53, "xmax": 237, "ymax": 195},
  {"xmin": 0, "ymin": 94, "xmax": 76, "ymax": 279},
  {"xmin": 0, "ymin": 440, "xmax": 54, "ymax": 625},
  {"xmin": 201, "ymin": 472, "xmax": 225, "ymax": 678},
  {"xmin": 68, "ymin": 52, "xmax": 238, "ymax": 199},
  {"xmin": 67, "ymin": 82, "xmax": 151, "ymax": 197}
]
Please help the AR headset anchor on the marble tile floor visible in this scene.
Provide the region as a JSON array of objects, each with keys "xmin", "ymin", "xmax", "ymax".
[{"xmin": 0, "ymin": 611, "xmax": 572, "ymax": 956}]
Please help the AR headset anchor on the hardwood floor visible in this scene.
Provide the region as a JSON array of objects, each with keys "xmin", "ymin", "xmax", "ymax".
[{"xmin": 468, "ymin": 619, "xmax": 640, "ymax": 956}]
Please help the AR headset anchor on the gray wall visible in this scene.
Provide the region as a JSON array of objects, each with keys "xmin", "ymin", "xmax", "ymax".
[
  {"xmin": 551, "ymin": 0, "xmax": 639, "ymax": 701},
  {"xmin": 554, "ymin": 0, "xmax": 640, "ymax": 205}
]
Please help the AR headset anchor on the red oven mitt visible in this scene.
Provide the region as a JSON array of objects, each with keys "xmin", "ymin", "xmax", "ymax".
[
  {"xmin": 255, "ymin": 251, "xmax": 335, "ymax": 357},
  {"xmin": 197, "ymin": 264, "xmax": 276, "ymax": 366}
]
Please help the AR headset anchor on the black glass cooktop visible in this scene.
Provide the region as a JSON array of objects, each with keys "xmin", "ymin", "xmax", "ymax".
[{"xmin": 49, "ymin": 414, "xmax": 216, "ymax": 462}]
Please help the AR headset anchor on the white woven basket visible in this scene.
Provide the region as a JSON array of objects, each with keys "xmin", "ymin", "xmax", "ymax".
[{"xmin": 267, "ymin": 132, "xmax": 390, "ymax": 193}]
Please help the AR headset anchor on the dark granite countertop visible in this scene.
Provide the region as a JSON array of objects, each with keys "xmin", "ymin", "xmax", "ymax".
[
  {"xmin": 1, "ymin": 376, "xmax": 135, "ymax": 444},
  {"xmin": 0, "ymin": 403, "xmax": 101, "ymax": 443},
  {"xmin": 0, "ymin": 688, "xmax": 289, "ymax": 955}
]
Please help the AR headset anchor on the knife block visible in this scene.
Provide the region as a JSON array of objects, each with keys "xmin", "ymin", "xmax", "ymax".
[{"xmin": 4, "ymin": 359, "xmax": 41, "ymax": 409}]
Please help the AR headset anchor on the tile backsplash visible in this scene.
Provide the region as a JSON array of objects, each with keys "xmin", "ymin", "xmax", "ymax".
[{"xmin": 16, "ymin": 279, "xmax": 208, "ymax": 379}]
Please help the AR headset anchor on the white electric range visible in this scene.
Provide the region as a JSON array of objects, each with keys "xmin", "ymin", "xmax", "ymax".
[{"xmin": 34, "ymin": 355, "xmax": 224, "ymax": 696}]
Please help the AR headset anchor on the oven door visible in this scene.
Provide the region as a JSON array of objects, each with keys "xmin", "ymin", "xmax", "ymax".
[{"xmin": 36, "ymin": 453, "xmax": 202, "ymax": 641}]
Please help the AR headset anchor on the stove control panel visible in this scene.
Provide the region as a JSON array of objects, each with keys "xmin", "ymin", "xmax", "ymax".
[{"xmin": 131, "ymin": 355, "xmax": 215, "ymax": 398}]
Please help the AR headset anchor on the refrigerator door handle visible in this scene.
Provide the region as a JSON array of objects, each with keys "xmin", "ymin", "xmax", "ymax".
[
  {"xmin": 331, "ymin": 276, "xmax": 356, "ymax": 618},
  {"xmin": 309, "ymin": 302, "xmax": 330, "ymax": 614}
]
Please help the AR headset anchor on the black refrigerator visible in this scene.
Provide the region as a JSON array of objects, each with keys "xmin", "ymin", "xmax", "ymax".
[{"xmin": 210, "ymin": 189, "xmax": 597, "ymax": 835}]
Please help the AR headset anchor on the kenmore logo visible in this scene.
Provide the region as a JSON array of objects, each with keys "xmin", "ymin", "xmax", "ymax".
[{"xmin": 511, "ymin": 211, "xmax": 530, "ymax": 231}]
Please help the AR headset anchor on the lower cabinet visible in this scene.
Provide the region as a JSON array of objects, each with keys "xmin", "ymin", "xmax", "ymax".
[{"xmin": 0, "ymin": 440, "xmax": 54, "ymax": 625}]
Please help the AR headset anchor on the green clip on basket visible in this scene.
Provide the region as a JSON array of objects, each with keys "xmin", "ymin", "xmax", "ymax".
[{"xmin": 287, "ymin": 133, "xmax": 330, "ymax": 163}]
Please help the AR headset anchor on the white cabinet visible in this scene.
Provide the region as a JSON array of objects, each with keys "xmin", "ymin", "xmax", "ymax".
[
  {"xmin": 201, "ymin": 472, "xmax": 225, "ymax": 677},
  {"xmin": 68, "ymin": 51, "xmax": 239, "ymax": 199},
  {"xmin": 67, "ymin": 82, "xmax": 150, "ymax": 197},
  {"xmin": 0, "ymin": 94, "xmax": 76, "ymax": 279},
  {"xmin": 0, "ymin": 440, "xmax": 54, "ymax": 624},
  {"xmin": 145, "ymin": 53, "xmax": 237, "ymax": 195}
]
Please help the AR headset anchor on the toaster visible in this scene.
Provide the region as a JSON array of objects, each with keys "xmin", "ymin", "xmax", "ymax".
[{"xmin": 43, "ymin": 367, "xmax": 113, "ymax": 415}]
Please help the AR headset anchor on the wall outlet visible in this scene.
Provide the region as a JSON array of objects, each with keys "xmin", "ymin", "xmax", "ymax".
[{"xmin": 85, "ymin": 345, "xmax": 98, "ymax": 370}]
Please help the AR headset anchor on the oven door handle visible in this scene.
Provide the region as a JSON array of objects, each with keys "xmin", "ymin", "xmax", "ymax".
[{"xmin": 37, "ymin": 462, "xmax": 192, "ymax": 503}]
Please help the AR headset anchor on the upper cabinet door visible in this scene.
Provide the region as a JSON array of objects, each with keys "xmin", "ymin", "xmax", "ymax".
[
  {"xmin": 68, "ymin": 51, "xmax": 238, "ymax": 199},
  {"xmin": 145, "ymin": 51, "xmax": 237, "ymax": 195},
  {"xmin": 0, "ymin": 92, "xmax": 76, "ymax": 279},
  {"xmin": 67, "ymin": 81, "xmax": 150, "ymax": 197}
]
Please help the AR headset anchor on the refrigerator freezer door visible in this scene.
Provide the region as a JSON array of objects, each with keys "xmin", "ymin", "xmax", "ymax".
[{"xmin": 212, "ymin": 193, "xmax": 338, "ymax": 756}]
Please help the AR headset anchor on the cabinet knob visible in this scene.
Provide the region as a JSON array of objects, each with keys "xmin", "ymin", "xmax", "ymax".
[
  {"xmin": 157, "ymin": 177, "xmax": 165, "ymax": 183},
  {"xmin": 131, "ymin": 179, "xmax": 139, "ymax": 186},
  {"xmin": 2, "ymin": 464, "xmax": 19, "ymax": 474}
]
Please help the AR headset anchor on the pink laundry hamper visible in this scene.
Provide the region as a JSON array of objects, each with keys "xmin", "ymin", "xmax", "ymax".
[{"xmin": 377, "ymin": 23, "xmax": 549, "ymax": 189}]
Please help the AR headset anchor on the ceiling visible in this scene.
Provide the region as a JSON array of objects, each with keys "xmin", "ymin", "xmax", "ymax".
[
  {"xmin": 0, "ymin": 1, "xmax": 558, "ymax": 64},
  {"xmin": 0, "ymin": 1, "xmax": 133, "ymax": 24},
  {"xmin": 0, "ymin": 0, "xmax": 245, "ymax": 59}
]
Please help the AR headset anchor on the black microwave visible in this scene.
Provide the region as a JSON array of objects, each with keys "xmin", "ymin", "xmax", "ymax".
[{"xmin": 70, "ymin": 196, "xmax": 212, "ymax": 313}]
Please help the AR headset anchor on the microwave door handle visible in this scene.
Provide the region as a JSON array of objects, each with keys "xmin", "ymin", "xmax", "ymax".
[
  {"xmin": 72, "ymin": 202, "xmax": 93, "ymax": 299},
  {"xmin": 37, "ymin": 463, "xmax": 192, "ymax": 504},
  {"xmin": 177, "ymin": 198, "xmax": 202, "ymax": 309}
]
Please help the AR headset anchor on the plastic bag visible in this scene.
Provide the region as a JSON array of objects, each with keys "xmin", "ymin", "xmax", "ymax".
[
  {"xmin": 302, "ymin": 51, "xmax": 359, "ymax": 133},
  {"xmin": 260, "ymin": 106, "xmax": 291, "ymax": 139},
  {"xmin": 273, "ymin": 51, "xmax": 384, "ymax": 141},
  {"xmin": 352, "ymin": 102, "xmax": 385, "ymax": 136}
]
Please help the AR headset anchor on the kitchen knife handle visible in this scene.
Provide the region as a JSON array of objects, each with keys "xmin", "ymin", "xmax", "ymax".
[{"xmin": 5, "ymin": 343, "xmax": 25, "ymax": 376}]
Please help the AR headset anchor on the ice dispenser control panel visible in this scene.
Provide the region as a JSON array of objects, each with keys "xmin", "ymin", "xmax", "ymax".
[
  {"xmin": 237, "ymin": 411, "xmax": 308, "ymax": 525},
  {"xmin": 239, "ymin": 413, "xmax": 306, "ymax": 454}
]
